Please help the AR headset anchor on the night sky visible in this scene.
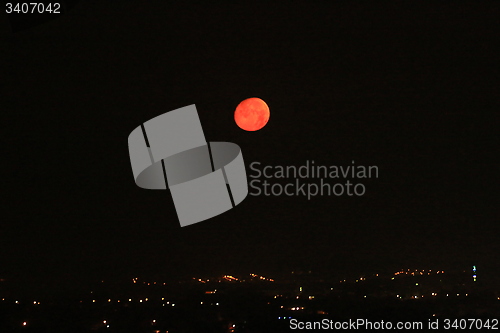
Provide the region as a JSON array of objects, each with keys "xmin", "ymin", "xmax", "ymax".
[{"xmin": 2, "ymin": 2, "xmax": 499, "ymax": 292}]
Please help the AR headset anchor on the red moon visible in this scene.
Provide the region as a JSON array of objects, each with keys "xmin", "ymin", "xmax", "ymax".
[{"xmin": 234, "ymin": 98, "xmax": 270, "ymax": 131}]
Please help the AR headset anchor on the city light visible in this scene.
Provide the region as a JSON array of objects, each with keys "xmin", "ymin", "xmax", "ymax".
[
  {"xmin": 223, "ymin": 275, "xmax": 239, "ymax": 281},
  {"xmin": 0, "ymin": 267, "xmax": 493, "ymax": 329}
]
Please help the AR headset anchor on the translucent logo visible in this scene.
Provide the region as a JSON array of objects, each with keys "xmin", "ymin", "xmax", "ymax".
[{"xmin": 128, "ymin": 105, "xmax": 248, "ymax": 227}]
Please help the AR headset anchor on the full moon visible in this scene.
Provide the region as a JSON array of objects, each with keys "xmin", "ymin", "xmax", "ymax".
[{"xmin": 234, "ymin": 98, "xmax": 270, "ymax": 131}]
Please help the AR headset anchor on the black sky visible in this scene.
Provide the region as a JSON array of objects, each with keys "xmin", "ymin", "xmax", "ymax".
[{"xmin": 2, "ymin": 2, "xmax": 499, "ymax": 290}]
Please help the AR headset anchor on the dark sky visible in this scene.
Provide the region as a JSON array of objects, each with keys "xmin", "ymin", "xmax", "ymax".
[{"xmin": 2, "ymin": 2, "xmax": 499, "ymax": 290}]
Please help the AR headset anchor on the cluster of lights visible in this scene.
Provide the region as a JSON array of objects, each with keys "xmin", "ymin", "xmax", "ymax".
[
  {"xmin": 84, "ymin": 297, "xmax": 175, "ymax": 304},
  {"xmin": 193, "ymin": 273, "xmax": 275, "ymax": 283},
  {"xmin": 272, "ymin": 294, "xmax": 315, "ymax": 301},
  {"xmin": 397, "ymin": 293, "xmax": 471, "ymax": 299},
  {"xmin": 290, "ymin": 306, "xmax": 304, "ymax": 311},
  {"xmin": 249, "ymin": 273, "xmax": 274, "ymax": 282},
  {"xmin": 394, "ymin": 269, "xmax": 444, "ymax": 276},
  {"xmin": 222, "ymin": 275, "xmax": 239, "ymax": 282},
  {"xmin": 131, "ymin": 277, "xmax": 167, "ymax": 286},
  {"xmin": 0, "ymin": 299, "xmax": 41, "ymax": 305},
  {"xmin": 200, "ymin": 302, "xmax": 219, "ymax": 306}
]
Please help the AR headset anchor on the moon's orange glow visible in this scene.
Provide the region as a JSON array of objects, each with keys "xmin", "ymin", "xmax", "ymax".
[{"xmin": 234, "ymin": 98, "xmax": 270, "ymax": 131}]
